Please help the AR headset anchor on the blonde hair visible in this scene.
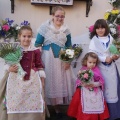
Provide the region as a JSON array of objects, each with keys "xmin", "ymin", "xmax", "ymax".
[
  {"xmin": 51, "ymin": 6, "xmax": 65, "ymax": 15},
  {"xmin": 82, "ymin": 52, "xmax": 99, "ymax": 66}
]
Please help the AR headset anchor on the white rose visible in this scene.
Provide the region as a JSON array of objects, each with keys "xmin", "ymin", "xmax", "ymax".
[
  {"xmin": 109, "ymin": 24, "xmax": 114, "ymax": 27},
  {"xmin": 117, "ymin": 14, "xmax": 120, "ymax": 18},
  {"xmin": 16, "ymin": 26, "xmax": 21, "ymax": 30},
  {"xmin": 66, "ymin": 49, "xmax": 74, "ymax": 57},
  {"xmin": 110, "ymin": 28, "xmax": 116, "ymax": 34}
]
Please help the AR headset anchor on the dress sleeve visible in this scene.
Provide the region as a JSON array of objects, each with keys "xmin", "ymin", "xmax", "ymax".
[
  {"xmin": 35, "ymin": 33, "xmax": 44, "ymax": 47},
  {"xmin": 65, "ymin": 34, "xmax": 72, "ymax": 48},
  {"xmin": 39, "ymin": 70, "xmax": 46, "ymax": 78},
  {"xmin": 34, "ymin": 49, "xmax": 44, "ymax": 69},
  {"xmin": 93, "ymin": 67, "xmax": 104, "ymax": 90}
]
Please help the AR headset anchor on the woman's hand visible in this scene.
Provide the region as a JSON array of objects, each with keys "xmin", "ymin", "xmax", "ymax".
[
  {"xmin": 63, "ymin": 63, "xmax": 70, "ymax": 70},
  {"xmin": 9, "ymin": 65, "xmax": 18, "ymax": 73},
  {"xmin": 112, "ymin": 55, "xmax": 119, "ymax": 60},
  {"xmin": 105, "ymin": 56, "xmax": 112, "ymax": 64}
]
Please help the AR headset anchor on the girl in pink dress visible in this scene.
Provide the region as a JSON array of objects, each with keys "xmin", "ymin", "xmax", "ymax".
[{"xmin": 67, "ymin": 52, "xmax": 109, "ymax": 120}]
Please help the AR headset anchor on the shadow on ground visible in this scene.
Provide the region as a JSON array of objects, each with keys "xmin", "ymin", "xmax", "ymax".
[{"xmin": 46, "ymin": 105, "xmax": 76, "ymax": 120}]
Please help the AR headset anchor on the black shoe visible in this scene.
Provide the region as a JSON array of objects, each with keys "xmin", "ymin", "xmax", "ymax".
[{"xmin": 56, "ymin": 112, "xmax": 66, "ymax": 119}]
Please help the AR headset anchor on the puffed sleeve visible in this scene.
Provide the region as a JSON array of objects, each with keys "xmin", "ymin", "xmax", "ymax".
[
  {"xmin": 34, "ymin": 49, "xmax": 44, "ymax": 69},
  {"xmin": 39, "ymin": 70, "xmax": 46, "ymax": 78},
  {"xmin": 35, "ymin": 33, "xmax": 44, "ymax": 47},
  {"xmin": 65, "ymin": 34, "xmax": 72, "ymax": 47}
]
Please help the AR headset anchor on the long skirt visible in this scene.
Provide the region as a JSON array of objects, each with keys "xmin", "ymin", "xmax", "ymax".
[
  {"xmin": 42, "ymin": 48, "xmax": 76, "ymax": 105},
  {"xmin": 107, "ymin": 66, "xmax": 120, "ymax": 120}
]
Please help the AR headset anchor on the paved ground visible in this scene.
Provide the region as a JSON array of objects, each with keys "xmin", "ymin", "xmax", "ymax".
[{"xmin": 46, "ymin": 105, "xmax": 76, "ymax": 120}]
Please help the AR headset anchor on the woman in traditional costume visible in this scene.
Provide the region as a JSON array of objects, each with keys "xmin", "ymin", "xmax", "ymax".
[{"xmin": 35, "ymin": 6, "xmax": 75, "ymax": 116}]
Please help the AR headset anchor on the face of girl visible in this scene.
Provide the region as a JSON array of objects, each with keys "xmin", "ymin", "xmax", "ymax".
[
  {"xmin": 53, "ymin": 10, "xmax": 65, "ymax": 27},
  {"xmin": 87, "ymin": 56, "xmax": 97, "ymax": 69},
  {"xmin": 96, "ymin": 27, "xmax": 106, "ymax": 37},
  {"xmin": 19, "ymin": 29, "xmax": 32, "ymax": 48}
]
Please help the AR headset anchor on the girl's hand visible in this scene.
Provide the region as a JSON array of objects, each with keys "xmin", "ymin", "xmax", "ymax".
[
  {"xmin": 86, "ymin": 83, "xmax": 94, "ymax": 88},
  {"xmin": 112, "ymin": 55, "xmax": 119, "ymax": 60},
  {"xmin": 9, "ymin": 65, "xmax": 18, "ymax": 73},
  {"xmin": 63, "ymin": 63, "xmax": 70, "ymax": 70},
  {"xmin": 105, "ymin": 56, "xmax": 112, "ymax": 64},
  {"xmin": 81, "ymin": 82, "xmax": 94, "ymax": 88}
]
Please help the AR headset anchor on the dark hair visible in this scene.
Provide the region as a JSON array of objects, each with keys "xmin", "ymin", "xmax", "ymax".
[
  {"xmin": 90, "ymin": 19, "xmax": 110, "ymax": 39},
  {"xmin": 18, "ymin": 26, "xmax": 33, "ymax": 36},
  {"xmin": 82, "ymin": 52, "xmax": 99, "ymax": 66},
  {"xmin": 51, "ymin": 6, "xmax": 65, "ymax": 15}
]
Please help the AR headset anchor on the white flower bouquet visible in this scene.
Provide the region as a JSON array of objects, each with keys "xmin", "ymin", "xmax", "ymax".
[{"xmin": 59, "ymin": 44, "xmax": 83, "ymax": 63}]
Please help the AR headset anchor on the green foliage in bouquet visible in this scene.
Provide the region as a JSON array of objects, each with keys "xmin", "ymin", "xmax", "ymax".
[
  {"xmin": 108, "ymin": 0, "xmax": 120, "ymax": 8},
  {"xmin": 0, "ymin": 43, "xmax": 26, "ymax": 80},
  {"xmin": 0, "ymin": 43, "xmax": 20, "ymax": 59}
]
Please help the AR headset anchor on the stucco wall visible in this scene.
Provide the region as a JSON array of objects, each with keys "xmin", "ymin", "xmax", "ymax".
[{"xmin": 0, "ymin": 0, "xmax": 112, "ymax": 37}]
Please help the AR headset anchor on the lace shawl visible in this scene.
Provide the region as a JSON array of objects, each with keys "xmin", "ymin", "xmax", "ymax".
[{"xmin": 37, "ymin": 19, "xmax": 71, "ymax": 47}]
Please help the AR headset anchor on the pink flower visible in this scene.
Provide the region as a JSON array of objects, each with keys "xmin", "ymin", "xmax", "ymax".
[
  {"xmin": 117, "ymin": 25, "xmax": 120, "ymax": 37},
  {"xmin": 2, "ymin": 24, "xmax": 10, "ymax": 31},
  {"xmin": 117, "ymin": 25, "xmax": 120, "ymax": 31},
  {"xmin": 89, "ymin": 25, "xmax": 94, "ymax": 32},
  {"xmin": 83, "ymin": 73, "xmax": 88, "ymax": 79}
]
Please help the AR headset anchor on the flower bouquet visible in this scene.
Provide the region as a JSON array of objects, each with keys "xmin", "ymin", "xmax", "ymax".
[
  {"xmin": 59, "ymin": 48, "xmax": 74, "ymax": 63},
  {"xmin": 72, "ymin": 44, "xmax": 83, "ymax": 68},
  {"xmin": 59, "ymin": 44, "xmax": 82, "ymax": 64},
  {"xmin": 108, "ymin": 0, "xmax": 120, "ymax": 8},
  {"xmin": 0, "ymin": 18, "xmax": 20, "ymax": 41},
  {"xmin": 77, "ymin": 69, "xmax": 94, "ymax": 90},
  {"xmin": 109, "ymin": 40, "xmax": 120, "ymax": 55},
  {"xmin": 0, "ymin": 42, "xmax": 26, "ymax": 79},
  {"xmin": 104, "ymin": 9, "xmax": 120, "ymax": 24},
  {"xmin": 0, "ymin": 18, "xmax": 30, "ymax": 42}
]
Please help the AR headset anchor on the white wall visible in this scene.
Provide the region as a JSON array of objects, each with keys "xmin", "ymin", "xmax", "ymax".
[{"xmin": 0, "ymin": 0, "xmax": 112, "ymax": 37}]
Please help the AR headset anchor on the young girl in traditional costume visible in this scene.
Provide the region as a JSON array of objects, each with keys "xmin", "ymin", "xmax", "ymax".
[
  {"xmin": 67, "ymin": 52, "xmax": 109, "ymax": 120},
  {"xmin": 35, "ymin": 6, "xmax": 75, "ymax": 117},
  {"xmin": 5, "ymin": 26, "xmax": 46, "ymax": 120},
  {"xmin": 89, "ymin": 19, "xmax": 120, "ymax": 120}
]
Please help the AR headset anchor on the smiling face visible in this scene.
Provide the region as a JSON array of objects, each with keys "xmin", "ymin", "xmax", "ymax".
[
  {"xmin": 96, "ymin": 27, "xmax": 106, "ymax": 37},
  {"xmin": 87, "ymin": 56, "xmax": 97, "ymax": 69},
  {"xmin": 53, "ymin": 10, "xmax": 65, "ymax": 27},
  {"xmin": 19, "ymin": 29, "xmax": 32, "ymax": 48}
]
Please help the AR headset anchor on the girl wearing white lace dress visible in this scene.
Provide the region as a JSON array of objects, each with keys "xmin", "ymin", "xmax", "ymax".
[{"xmin": 35, "ymin": 6, "xmax": 75, "ymax": 116}]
